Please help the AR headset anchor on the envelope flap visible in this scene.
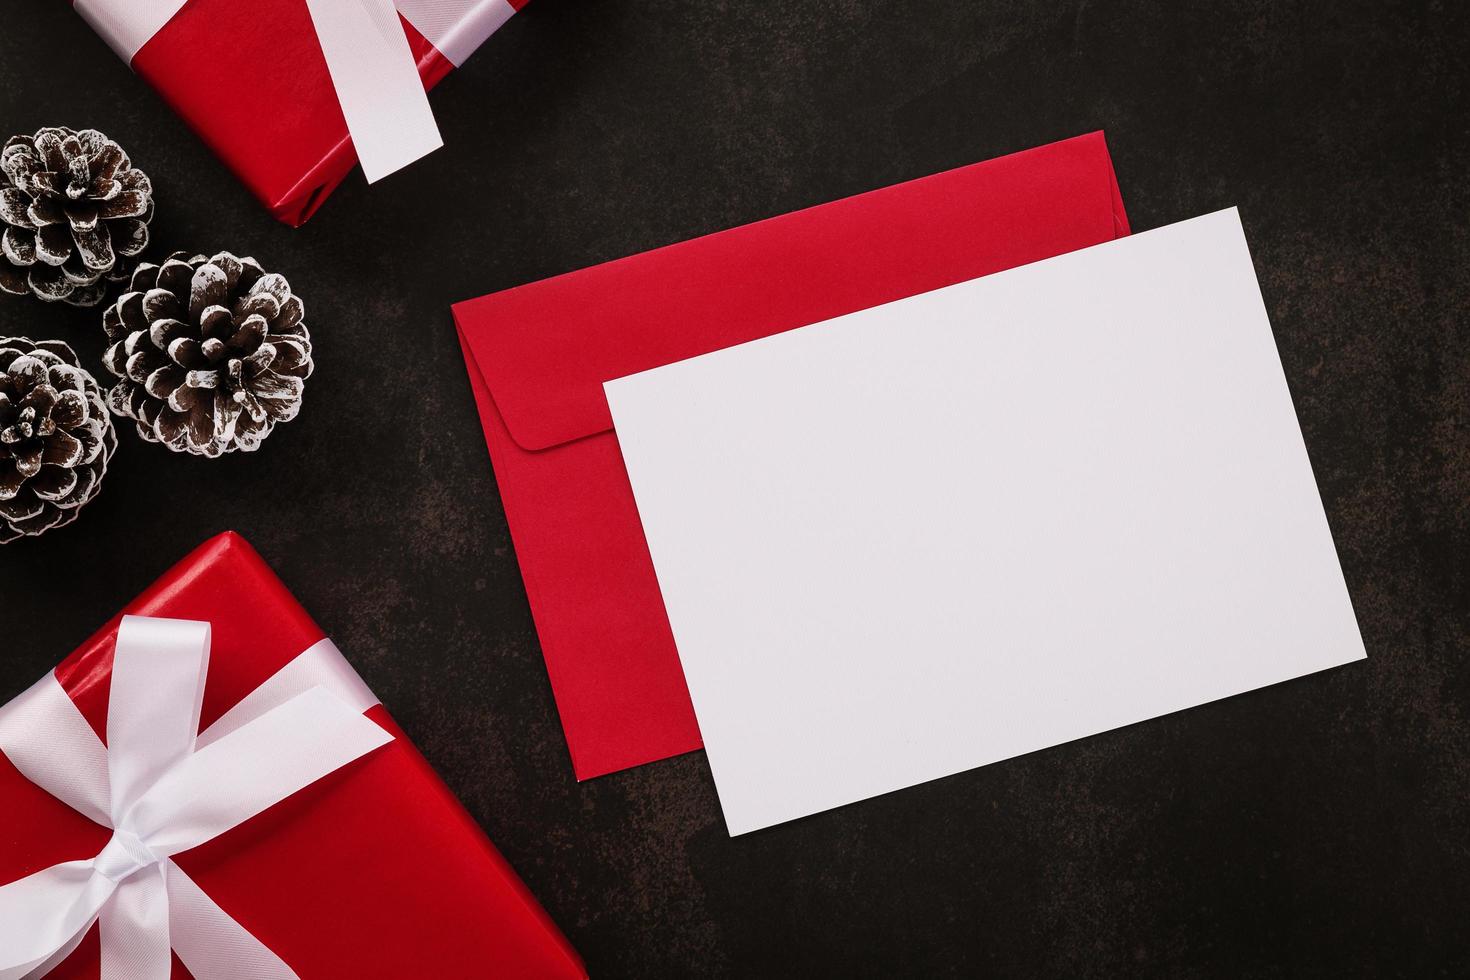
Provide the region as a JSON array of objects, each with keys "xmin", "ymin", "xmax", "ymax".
[{"xmin": 453, "ymin": 131, "xmax": 1129, "ymax": 452}]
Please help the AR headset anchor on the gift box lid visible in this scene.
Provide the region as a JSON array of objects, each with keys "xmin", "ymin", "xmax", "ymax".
[
  {"xmin": 73, "ymin": 0, "xmax": 528, "ymax": 225},
  {"xmin": 1, "ymin": 531, "xmax": 587, "ymax": 980}
]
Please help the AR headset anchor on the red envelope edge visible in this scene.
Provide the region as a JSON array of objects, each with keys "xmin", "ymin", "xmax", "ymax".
[
  {"xmin": 453, "ymin": 130, "xmax": 1132, "ymax": 781},
  {"xmin": 0, "ymin": 532, "xmax": 586, "ymax": 980},
  {"xmin": 73, "ymin": 0, "xmax": 530, "ymax": 226}
]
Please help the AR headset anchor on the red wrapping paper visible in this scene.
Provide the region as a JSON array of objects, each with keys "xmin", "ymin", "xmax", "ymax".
[
  {"xmin": 0, "ymin": 531, "xmax": 586, "ymax": 979},
  {"xmin": 70, "ymin": 0, "xmax": 529, "ymax": 226}
]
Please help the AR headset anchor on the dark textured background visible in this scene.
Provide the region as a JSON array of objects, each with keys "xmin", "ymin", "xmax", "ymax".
[{"xmin": 2, "ymin": 1, "xmax": 1467, "ymax": 976}]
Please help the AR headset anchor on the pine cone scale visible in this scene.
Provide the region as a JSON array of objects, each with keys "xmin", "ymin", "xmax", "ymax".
[
  {"xmin": 90, "ymin": 145, "xmax": 124, "ymax": 184},
  {"xmin": 213, "ymin": 395, "xmax": 239, "ymax": 445},
  {"xmin": 36, "ymin": 224, "xmax": 70, "ymax": 263},
  {"xmin": 142, "ymin": 366, "xmax": 175, "ymax": 401},
  {"xmin": 199, "ymin": 305, "xmax": 230, "ymax": 337},
  {"xmin": 0, "ymin": 189, "xmax": 31, "ymax": 227},
  {"xmin": 0, "ymin": 496, "xmax": 41, "ymax": 522},
  {"xmin": 190, "ymin": 262, "xmax": 225, "ymax": 311},
  {"xmin": 148, "ymin": 317, "xmax": 186, "ymax": 350},
  {"xmin": 232, "ymin": 316, "xmax": 267, "ymax": 349},
  {"xmin": 113, "ymin": 220, "xmax": 148, "ymax": 258},
  {"xmin": 76, "ymin": 227, "xmax": 113, "ymax": 271},
  {"xmin": 29, "ymin": 197, "xmax": 65, "ymax": 227},
  {"xmin": 68, "ymin": 200, "xmax": 98, "ymax": 229},
  {"xmin": 3, "ymin": 227, "xmax": 34, "ymax": 265},
  {"xmin": 52, "ymin": 389, "xmax": 87, "ymax": 427},
  {"xmin": 62, "ymin": 466, "xmax": 97, "ymax": 505},
  {"xmin": 244, "ymin": 342, "xmax": 275, "ymax": 373},
  {"xmin": 32, "ymin": 464, "xmax": 78, "ymax": 499},
  {"xmin": 63, "ymin": 254, "xmax": 95, "ymax": 284},
  {"xmin": 19, "ymin": 378, "xmax": 57, "ymax": 412},
  {"xmin": 252, "ymin": 370, "xmax": 302, "ymax": 402},
  {"xmin": 273, "ymin": 343, "xmax": 307, "ymax": 375},
  {"xmin": 170, "ymin": 337, "xmax": 206, "ymax": 369},
  {"xmin": 144, "ymin": 287, "xmax": 181, "ymax": 320},
  {"xmin": 34, "ymin": 132, "xmax": 64, "ymax": 170},
  {"xmin": 115, "ymin": 291, "xmax": 146, "ymax": 334},
  {"xmin": 29, "ymin": 269, "xmax": 61, "ymax": 301},
  {"xmin": 168, "ymin": 383, "xmax": 203, "ymax": 413},
  {"xmin": 42, "ymin": 430, "xmax": 83, "ymax": 468},
  {"xmin": 100, "ymin": 191, "xmax": 149, "ymax": 220}
]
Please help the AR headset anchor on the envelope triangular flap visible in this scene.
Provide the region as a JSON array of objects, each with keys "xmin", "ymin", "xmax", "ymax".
[{"xmin": 453, "ymin": 132, "xmax": 1128, "ymax": 453}]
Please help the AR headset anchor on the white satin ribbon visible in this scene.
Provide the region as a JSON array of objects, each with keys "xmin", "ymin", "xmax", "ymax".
[
  {"xmin": 397, "ymin": 0, "xmax": 517, "ymax": 67},
  {"xmin": 73, "ymin": 0, "xmax": 518, "ymax": 184},
  {"xmin": 0, "ymin": 616, "xmax": 393, "ymax": 980}
]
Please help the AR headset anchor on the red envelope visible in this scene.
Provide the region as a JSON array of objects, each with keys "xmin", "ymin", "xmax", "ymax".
[
  {"xmin": 0, "ymin": 532, "xmax": 585, "ymax": 979},
  {"xmin": 453, "ymin": 131, "xmax": 1131, "ymax": 780}
]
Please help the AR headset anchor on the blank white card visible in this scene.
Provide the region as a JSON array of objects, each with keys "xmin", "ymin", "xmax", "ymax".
[{"xmin": 605, "ymin": 209, "xmax": 1366, "ymax": 835}]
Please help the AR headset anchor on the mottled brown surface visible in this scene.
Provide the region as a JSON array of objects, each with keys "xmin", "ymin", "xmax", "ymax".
[{"xmin": 1, "ymin": 1, "xmax": 1466, "ymax": 976}]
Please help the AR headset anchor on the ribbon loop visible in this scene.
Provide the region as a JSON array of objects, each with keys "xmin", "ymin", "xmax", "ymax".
[{"xmin": 109, "ymin": 616, "xmax": 211, "ymax": 823}]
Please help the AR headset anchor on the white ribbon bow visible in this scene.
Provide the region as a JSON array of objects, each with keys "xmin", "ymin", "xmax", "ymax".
[
  {"xmin": 0, "ymin": 615, "xmax": 392, "ymax": 980},
  {"xmin": 74, "ymin": 0, "xmax": 517, "ymax": 183}
]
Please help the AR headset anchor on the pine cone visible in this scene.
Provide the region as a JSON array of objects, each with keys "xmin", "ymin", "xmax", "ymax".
[
  {"xmin": 0, "ymin": 127, "xmax": 153, "ymax": 307},
  {"xmin": 103, "ymin": 251, "xmax": 313, "ymax": 456},
  {"xmin": 0, "ymin": 337, "xmax": 117, "ymax": 543}
]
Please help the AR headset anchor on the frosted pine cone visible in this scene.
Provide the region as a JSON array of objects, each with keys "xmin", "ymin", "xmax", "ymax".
[
  {"xmin": 103, "ymin": 252, "xmax": 312, "ymax": 457},
  {"xmin": 0, "ymin": 127, "xmax": 153, "ymax": 307},
  {"xmin": 0, "ymin": 338, "xmax": 117, "ymax": 543}
]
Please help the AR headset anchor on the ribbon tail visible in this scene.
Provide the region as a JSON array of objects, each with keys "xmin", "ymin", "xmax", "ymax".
[
  {"xmin": 165, "ymin": 862, "xmax": 299, "ymax": 980},
  {"xmin": 99, "ymin": 865, "xmax": 171, "ymax": 980},
  {"xmin": 0, "ymin": 860, "xmax": 114, "ymax": 980},
  {"xmin": 302, "ymin": 0, "xmax": 443, "ymax": 182}
]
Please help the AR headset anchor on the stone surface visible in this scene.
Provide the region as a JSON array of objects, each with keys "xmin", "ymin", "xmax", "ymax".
[{"xmin": 1, "ymin": 1, "xmax": 1466, "ymax": 975}]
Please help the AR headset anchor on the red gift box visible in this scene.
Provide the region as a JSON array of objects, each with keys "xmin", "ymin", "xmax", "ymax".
[
  {"xmin": 69, "ymin": 0, "xmax": 529, "ymax": 226},
  {"xmin": 0, "ymin": 531, "xmax": 585, "ymax": 979}
]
